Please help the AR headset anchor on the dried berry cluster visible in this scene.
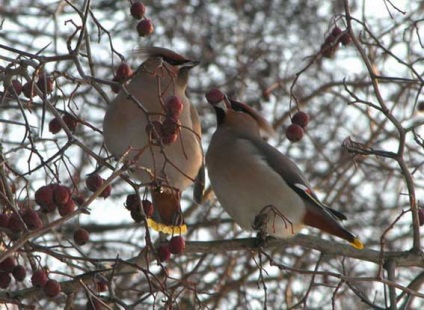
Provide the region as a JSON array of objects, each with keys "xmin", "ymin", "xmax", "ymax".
[
  {"xmin": 125, "ymin": 194, "xmax": 154, "ymax": 223},
  {"xmin": 146, "ymin": 95, "xmax": 184, "ymax": 145},
  {"xmin": 320, "ymin": 26, "xmax": 352, "ymax": 58},
  {"xmin": 31, "ymin": 269, "xmax": 62, "ymax": 298},
  {"xmin": 49, "ymin": 113, "xmax": 78, "ymax": 134},
  {"xmin": 156, "ymin": 236, "xmax": 186, "ymax": 262},
  {"xmin": 6, "ymin": 72, "xmax": 54, "ymax": 100},
  {"xmin": 85, "ymin": 174, "xmax": 112, "ymax": 199},
  {"xmin": 286, "ymin": 111, "xmax": 310, "ymax": 142},
  {"xmin": 130, "ymin": 2, "xmax": 154, "ymax": 37},
  {"xmin": 0, "ymin": 257, "xmax": 26, "ymax": 289}
]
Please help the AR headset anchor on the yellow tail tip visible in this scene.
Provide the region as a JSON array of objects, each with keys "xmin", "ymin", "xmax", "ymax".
[
  {"xmin": 147, "ymin": 219, "xmax": 187, "ymax": 235},
  {"xmin": 350, "ymin": 238, "xmax": 364, "ymax": 250}
]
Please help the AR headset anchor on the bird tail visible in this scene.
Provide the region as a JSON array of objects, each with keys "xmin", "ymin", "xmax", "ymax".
[{"xmin": 149, "ymin": 189, "xmax": 187, "ymax": 235}]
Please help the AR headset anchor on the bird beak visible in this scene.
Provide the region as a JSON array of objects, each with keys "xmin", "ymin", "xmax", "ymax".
[{"xmin": 180, "ymin": 60, "xmax": 200, "ymax": 69}]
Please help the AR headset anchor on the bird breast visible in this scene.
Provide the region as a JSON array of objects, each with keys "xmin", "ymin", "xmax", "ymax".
[
  {"xmin": 206, "ymin": 133, "xmax": 306, "ymax": 237},
  {"xmin": 103, "ymin": 64, "xmax": 201, "ymax": 190}
]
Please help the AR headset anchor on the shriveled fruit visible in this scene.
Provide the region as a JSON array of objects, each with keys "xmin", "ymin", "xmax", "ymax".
[
  {"xmin": 99, "ymin": 184, "xmax": 112, "ymax": 199},
  {"xmin": 22, "ymin": 209, "xmax": 43, "ymax": 230},
  {"xmin": 58, "ymin": 199, "xmax": 76, "ymax": 216},
  {"xmin": 49, "ymin": 118, "xmax": 62, "ymax": 134},
  {"xmin": 44, "ymin": 279, "xmax": 62, "ymax": 297},
  {"xmin": 22, "ymin": 82, "xmax": 37, "ymax": 98},
  {"xmin": 115, "ymin": 63, "xmax": 133, "ymax": 80},
  {"xmin": 37, "ymin": 75, "xmax": 54, "ymax": 94},
  {"xmin": 291, "ymin": 111, "xmax": 309, "ymax": 128},
  {"xmin": 53, "ymin": 185, "xmax": 70, "ymax": 206},
  {"xmin": 156, "ymin": 245, "xmax": 171, "ymax": 262},
  {"xmin": 169, "ymin": 236, "xmax": 185, "ymax": 255},
  {"xmin": 86, "ymin": 174, "xmax": 104, "ymax": 192},
  {"xmin": 0, "ymin": 272, "xmax": 11, "ymax": 289},
  {"xmin": 74, "ymin": 228, "xmax": 90, "ymax": 245},
  {"xmin": 125, "ymin": 194, "xmax": 140, "ymax": 212},
  {"xmin": 62, "ymin": 113, "xmax": 78, "ymax": 132},
  {"xmin": 7, "ymin": 212, "xmax": 24, "ymax": 232},
  {"xmin": 31, "ymin": 269, "xmax": 48, "ymax": 287},
  {"xmin": 12, "ymin": 265, "xmax": 26, "ymax": 282},
  {"xmin": 35, "ymin": 185, "xmax": 54, "ymax": 207},
  {"xmin": 9, "ymin": 79, "xmax": 23, "ymax": 95},
  {"xmin": 286, "ymin": 124, "xmax": 304, "ymax": 142},
  {"xmin": 137, "ymin": 19, "xmax": 154, "ymax": 37},
  {"xmin": 130, "ymin": 2, "xmax": 146, "ymax": 19},
  {"xmin": 0, "ymin": 256, "xmax": 16, "ymax": 273}
]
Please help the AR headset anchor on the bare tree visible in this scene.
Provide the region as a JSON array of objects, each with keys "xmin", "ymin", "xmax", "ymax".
[{"xmin": 0, "ymin": 0, "xmax": 423, "ymax": 308}]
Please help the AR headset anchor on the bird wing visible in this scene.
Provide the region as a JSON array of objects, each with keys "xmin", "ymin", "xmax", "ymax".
[
  {"xmin": 247, "ymin": 137, "xmax": 363, "ymax": 248},
  {"xmin": 247, "ymin": 138, "xmax": 346, "ymax": 222}
]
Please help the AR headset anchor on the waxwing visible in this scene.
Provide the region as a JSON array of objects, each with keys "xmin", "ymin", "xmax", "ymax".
[
  {"xmin": 205, "ymin": 91, "xmax": 363, "ymax": 249},
  {"xmin": 103, "ymin": 47, "xmax": 204, "ymax": 234}
]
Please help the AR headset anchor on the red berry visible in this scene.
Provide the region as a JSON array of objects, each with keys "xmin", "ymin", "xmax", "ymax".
[
  {"xmin": 74, "ymin": 228, "xmax": 90, "ymax": 245},
  {"xmin": 0, "ymin": 213, "xmax": 10, "ymax": 228},
  {"xmin": 86, "ymin": 174, "xmax": 104, "ymax": 192},
  {"xmin": 49, "ymin": 118, "xmax": 62, "ymax": 134},
  {"xmin": 44, "ymin": 279, "xmax": 62, "ymax": 297},
  {"xmin": 169, "ymin": 236, "xmax": 185, "ymax": 255},
  {"xmin": 0, "ymin": 256, "xmax": 16, "ymax": 272},
  {"xmin": 7, "ymin": 212, "xmax": 24, "ymax": 232},
  {"xmin": 35, "ymin": 185, "xmax": 54, "ymax": 206},
  {"xmin": 340, "ymin": 31, "xmax": 352, "ymax": 46},
  {"xmin": 53, "ymin": 185, "xmax": 70, "ymax": 206},
  {"xmin": 286, "ymin": 124, "xmax": 304, "ymax": 142},
  {"xmin": 9, "ymin": 79, "xmax": 23, "ymax": 95},
  {"xmin": 115, "ymin": 63, "xmax": 133, "ymax": 80},
  {"xmin": 125, "ymin": 194, "xmax": 140, "ymax": 212},
  {"xmin": 142, "ymin": 199, "xmax": 154, "ymax": 218},
  {"xmin": 22, "ymin": 209, "xmax": 43, "ymax": 230},
  {"xmin": 206, "ymin": 88, "xmax": 225, "ymax": 104},
  {"xmin": 31, "ymin": 269, "xmax": 48, "ymax": 287},
  {"xmin": 99, "ymin": 184, "xmax": 112, "ymax": 199},
  {"xmin": 331, "ymin": 26, "xmax": 343, "ymax": 37},
  {"xmin": 164, "ymin": 95, "xmax": 184, "ymax": 118},
  {"xmin": 130, "ymin": 2, "xmax": 146, "ymax": 19},
  {"xmin": 137, "ymin": 19, "xmax": 154, "ymax": 37},
  {"xmin": 157, "ymin": 245, "xmax": 171, "ymax": 262},
  {"xmin": 291, "ymin": 111, "xmax": 309, "ymax": 128},
  {"xmin": 419, "ymin": 209, "xmax": 424, "ymax": 226},
  {"xmin": 22, "ymin": 81, "xmax": 37, "ymax": 99},
  {"xmin": 0, "ymin": 272, "xmax": 11, "ymax": 289},
  {"xmin": 58, "ymin": 199, "xmax": 76, "ymax": 216},
  {"xmin": 62, "ymin": 113, "xmax": 78, "ymax": 132},
  {"xmin": 162, "ymin": 117, "xmax": 181, "ymax": 136},
  {"xmin": 12, "ymin": 265, "xmax": 26, "ymax": 282},
  {"xmin": 37, "ymin": 75, "xmax": 54, "ymax": 94}
]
